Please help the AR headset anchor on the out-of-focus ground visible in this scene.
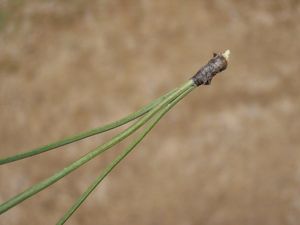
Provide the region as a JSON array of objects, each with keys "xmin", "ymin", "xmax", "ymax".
[{"xmin": 1, "ymin": 0, "xmax": 300, "ymax": 224}]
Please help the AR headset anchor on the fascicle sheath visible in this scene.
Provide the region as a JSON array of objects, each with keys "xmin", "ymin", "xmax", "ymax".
[{"xmin": 191, "ymin": 51, "xmax": 229, "ymax": 86}]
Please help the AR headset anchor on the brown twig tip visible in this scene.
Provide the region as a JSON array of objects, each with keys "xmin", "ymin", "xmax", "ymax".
[{"xmin": 191, "ymin": 50, "xmax": 230, "ymax": 86}]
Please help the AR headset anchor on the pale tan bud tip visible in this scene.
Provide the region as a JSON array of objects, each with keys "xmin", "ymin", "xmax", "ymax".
[{"xmin": 222, "ymin": 50, "xmax": 230, "ymax": 60}]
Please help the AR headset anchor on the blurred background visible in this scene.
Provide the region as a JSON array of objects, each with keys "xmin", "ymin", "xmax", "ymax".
[{"xmin": 0, "ymin": 0, "xmax": 300, "ymax": 224}]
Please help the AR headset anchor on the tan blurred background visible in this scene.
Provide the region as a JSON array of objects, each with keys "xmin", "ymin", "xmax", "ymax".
[{"xmin": 1, "ymin": 0, "xmax": 300, "ymax": 224}]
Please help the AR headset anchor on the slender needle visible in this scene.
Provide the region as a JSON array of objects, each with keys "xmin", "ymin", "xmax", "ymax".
[
  {"xmin": 56, "ymin": 85, "xmax": 195, "ymax": 225},
  {"xmin": 0, "ymin": 80, "xmax": 194, "ymax": 214},
  {"xmin": 0, "ymin": 89, "xmax": 177, "ymax": 165}
]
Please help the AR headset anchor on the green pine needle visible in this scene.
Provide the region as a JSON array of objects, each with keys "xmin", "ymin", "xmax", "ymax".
[
  {"xmin": 0, "ymin": 50, "xmax": 230, "ymax": 223},
  {"xmin": 0, "ymin": 80, "xmax": 194, "ymax": 214},
  {"xmin": 0, "ymin": 89, "xmax": 177, "ymax": 165},
  {"xmin": 56, "ymin": 85, "xmax": 195, "ymax": 225}
]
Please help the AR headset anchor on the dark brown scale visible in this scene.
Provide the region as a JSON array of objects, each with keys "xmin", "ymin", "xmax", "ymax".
[{"xmin": 191, "ymin": 53, "xmax": 228, "ymax": 86}]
